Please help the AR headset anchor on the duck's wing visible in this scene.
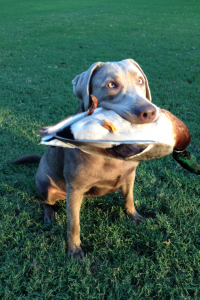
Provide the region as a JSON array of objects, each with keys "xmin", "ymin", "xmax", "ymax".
[
  {"xmin": 38, "ymin": 110, "xmax": 91, "ymax": 138},
  {"xmin": 40, "ymin": 131, "xmax": 173, "ymax": 161}
]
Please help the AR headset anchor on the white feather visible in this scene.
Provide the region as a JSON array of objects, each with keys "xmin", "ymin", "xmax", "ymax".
[{"xmin": 70, "ymin": 109, "xmax": 175, "ymax": 146}]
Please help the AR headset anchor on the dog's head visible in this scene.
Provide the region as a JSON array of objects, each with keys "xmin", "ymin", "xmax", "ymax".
[{"xmin": 72, "ymin": 59, "xmax": 158, "ymax": 124}]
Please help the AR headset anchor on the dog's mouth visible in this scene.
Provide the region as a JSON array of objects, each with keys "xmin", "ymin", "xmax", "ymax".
[{"xmin": 111, "ymin": 144, "xmax": 145, "ymax": 158}]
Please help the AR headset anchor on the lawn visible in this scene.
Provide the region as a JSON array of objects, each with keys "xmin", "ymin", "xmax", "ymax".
[{"xmin": 0, "ymin": 0, "xmax": 200, "ymax": 299}]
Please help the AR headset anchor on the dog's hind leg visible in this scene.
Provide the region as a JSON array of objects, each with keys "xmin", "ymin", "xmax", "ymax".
[
  {"xmin": 36, "ymin": 175, "xmax": 66, "ymax": 223},
  {"xmin": 120, "ymin": 170, "xmax": 145, "ymax": 225}
]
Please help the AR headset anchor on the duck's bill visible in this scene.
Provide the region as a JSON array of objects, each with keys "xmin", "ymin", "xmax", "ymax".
[{"xmin": 40, "ymin": 135, "xmax": 173, "ymax": 161}]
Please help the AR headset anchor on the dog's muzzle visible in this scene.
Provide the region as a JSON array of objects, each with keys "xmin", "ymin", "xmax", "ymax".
[
  {"xmin": 134, "ymin": 103, "xmax": 157, "ymax": 124},
  {"xmin": 99, "ymin": 96, "xmax": 158, "ymax": 125}
]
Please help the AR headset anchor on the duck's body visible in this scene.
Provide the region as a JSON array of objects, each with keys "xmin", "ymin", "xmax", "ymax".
[
  {"xmin": 39, "ymin": 106, "xmax": 190, "ymax": 162},
  {"xmin": 71, "ymin": 108, "xmax": 174, "ymax": 144}
]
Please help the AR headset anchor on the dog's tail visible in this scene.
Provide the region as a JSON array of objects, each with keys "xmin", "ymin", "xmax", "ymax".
[{"xmin": 11, "ymin": 155, "xmax": 42, "ymax": 164}]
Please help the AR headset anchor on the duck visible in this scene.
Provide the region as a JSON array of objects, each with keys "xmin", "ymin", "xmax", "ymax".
[{"xmin": 38, "ymin": 96, "xmax": 200, "ymax": 174}]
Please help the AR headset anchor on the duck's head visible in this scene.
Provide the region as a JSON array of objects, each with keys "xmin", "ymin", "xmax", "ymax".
[{"xmin": 159, "ymin": 109, "xmax": 200, "ymax": 175}]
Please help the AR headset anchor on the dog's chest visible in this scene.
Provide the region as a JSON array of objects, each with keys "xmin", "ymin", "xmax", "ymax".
[{"xmin": 83, "ymin": 161, "xmax": 138, "ymax": 197}]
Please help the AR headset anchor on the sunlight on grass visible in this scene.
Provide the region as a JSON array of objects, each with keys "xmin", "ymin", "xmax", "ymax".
[{"xmin": 0, "ymin": 0, "xmax": 200, "ymax": 299}]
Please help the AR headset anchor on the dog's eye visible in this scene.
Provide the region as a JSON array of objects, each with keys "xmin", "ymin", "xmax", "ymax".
[
  {"xmin": 107, "ymin": 82, "xmax": 116, "ymax": 88},
  {"xmin": 139, "ymin": 78, "xmax": 144, "ymax": 85}
]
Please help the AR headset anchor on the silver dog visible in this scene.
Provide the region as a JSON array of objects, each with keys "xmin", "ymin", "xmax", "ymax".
[{"xmin": 14, "ymin": 59, "xmax": 158, "ymax": 259}]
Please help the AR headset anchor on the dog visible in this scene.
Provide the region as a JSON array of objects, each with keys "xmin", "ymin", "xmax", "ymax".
[{"xmin": 13, "ymin": 59, "xmax": 158, "ymax": 260}]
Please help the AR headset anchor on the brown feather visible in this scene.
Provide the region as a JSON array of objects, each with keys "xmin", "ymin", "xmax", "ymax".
[{"xmin": 161, "ymin": 109, "xmax": 191, "ymax": 151}]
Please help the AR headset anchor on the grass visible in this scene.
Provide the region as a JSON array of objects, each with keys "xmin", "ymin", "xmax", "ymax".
[{"xmin": 0, "ymin": 0, "xmax": 200, "ymax": 298}]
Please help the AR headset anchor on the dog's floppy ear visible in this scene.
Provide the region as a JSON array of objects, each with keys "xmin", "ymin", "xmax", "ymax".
[
  {"xmin": 72, "ymin": 62, "xmax": 103, "ymax": 111},
  {"xmin": 126, "ymin": 59, "xmax": 152, "ymax": 102}
]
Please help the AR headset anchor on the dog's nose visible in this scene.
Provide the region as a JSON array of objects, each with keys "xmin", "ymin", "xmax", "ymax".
[{"xmin": 137, "ymin": 104, "xmax": 157, "ymax": 123}]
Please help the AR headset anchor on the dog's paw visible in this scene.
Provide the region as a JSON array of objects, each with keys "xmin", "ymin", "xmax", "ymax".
[
  {"xmin": 68, "ymin": 248, "xmax": 84, "ymax": 260},
  {"xmin": 43, "ymin": 204, "xmax": 55, "ymax": 223},
  {"xmin": 44, "ymin": 213, "xmax": 55, "ymax": 224},
  {"xmin": 130, "ymin": 212, "xmax": 145, "ymax": 226}
]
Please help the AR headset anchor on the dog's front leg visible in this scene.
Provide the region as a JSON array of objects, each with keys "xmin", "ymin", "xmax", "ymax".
[
  {"xmin": 66, "ymin": 184, "xmax": 84, "ymax": 260},
  {"xmin": 120, "ymin": 170, "xmax": 145, "ymax": 225}
]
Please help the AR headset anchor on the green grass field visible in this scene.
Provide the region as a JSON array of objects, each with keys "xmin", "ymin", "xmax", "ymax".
[{"xmin": 0, "ymin": 0, "xmax": 200, "ymax": 298}]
